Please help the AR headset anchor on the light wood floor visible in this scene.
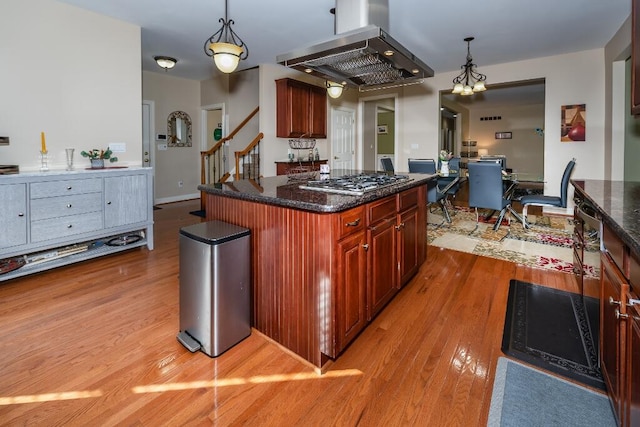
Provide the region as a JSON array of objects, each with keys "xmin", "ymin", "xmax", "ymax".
[{"xmin": 0, "ymin": 199, "xmax": 581, "ymax": 426}]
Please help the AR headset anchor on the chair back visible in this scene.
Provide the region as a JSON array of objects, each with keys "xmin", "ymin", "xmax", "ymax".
[
  {"xmin": 438, "ymin": 157, "xmax": 460, "ymax": 176},
  {"xmin": 480, "ymin": 155, "xmax": 507, "ymax": 170},
  {"xmin": 408, "ymin": 158, "xmax": 436, "ymax": 174},
  {"xmin": 380, "ymin": 157, "xmax": 394, "ymax": 172},
  {"xmin": 559, "ymin": 159, "xmax": 576, "ymax": 207},
  {"xmin": 467, "ymin": 161, "xmax": 506, "ymax": 211}
]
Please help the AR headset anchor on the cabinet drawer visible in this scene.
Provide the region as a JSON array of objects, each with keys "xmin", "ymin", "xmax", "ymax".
[
  {"xmin": 603, "ymin": 223, "xmax": 627, "ymax": 277},
  {"xmin": 30, "ymin": 178, "xmax": 102, "ymax": 199},
  {"xmin": 335, "ymin": 206, "xmax": 365, "ymax": 240},
  {"xmin": 30, "ymin": 193, "xmax": 103, "ymax": 221},
  {"xmin": 31, "ymin": 212, "xmax": 103, "ymax": 242},
  {"xmin": 398, "ymin": 187, "xmax": 419, "ymax": 212},
  {"xmin": 367, "ymin": 196, "xmax": 396, "ymax": 224}
]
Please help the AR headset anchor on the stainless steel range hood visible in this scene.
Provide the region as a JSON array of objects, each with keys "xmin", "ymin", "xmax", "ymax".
[{"xmin": 276, "ymin": 0, "xmax": 433, "ymax": 91}]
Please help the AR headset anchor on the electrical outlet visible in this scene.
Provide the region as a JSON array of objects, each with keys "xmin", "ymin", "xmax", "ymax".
[{"xmin": 178, "ymin": 180, "xmax": 183, "ymax": 188}]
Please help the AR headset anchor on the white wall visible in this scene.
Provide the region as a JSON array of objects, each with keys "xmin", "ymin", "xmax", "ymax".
[
  {"xmin": 0, "ymin": 0, "xmax": 141, "ymax": 171},
  {"xmin": 142, "ymin": 71, "xmax": 201, "ymax": 203}
]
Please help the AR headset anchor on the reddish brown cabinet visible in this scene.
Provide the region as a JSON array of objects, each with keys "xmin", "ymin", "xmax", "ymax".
[{"xmin": 276, "ymin": 78, "xmax": 327, "ymax": 138}]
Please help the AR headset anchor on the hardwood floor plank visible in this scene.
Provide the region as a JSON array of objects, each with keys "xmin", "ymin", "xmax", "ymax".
[{"xmin": 0, "ymin": 199, "xmax": 581, "ymax": 425}]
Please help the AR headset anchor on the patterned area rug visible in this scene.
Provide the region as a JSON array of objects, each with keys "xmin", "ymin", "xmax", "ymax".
[{"xmin": 427, "ymin": 207, "xmax": 600, "ymax": 277}]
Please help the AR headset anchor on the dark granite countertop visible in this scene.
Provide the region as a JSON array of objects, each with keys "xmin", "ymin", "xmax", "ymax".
[
  {"xmin": 571, "ymin": 179, "xmax": 640, "ymax": 255},
  {"xmin": 199, "ymin": 170, "xmax": 435, "ymax": 213}
]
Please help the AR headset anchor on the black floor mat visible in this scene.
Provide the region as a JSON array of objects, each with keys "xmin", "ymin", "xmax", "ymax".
[
  {"xmin": 501, "ymin": 280, "xmax": 605, "ymax": 390},
  {"xmin": 189, "ymin": 210, "xmax": 206, "ymax": 218}
]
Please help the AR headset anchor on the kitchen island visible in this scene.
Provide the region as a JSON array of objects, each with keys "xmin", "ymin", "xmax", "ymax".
[
  {"xmin": 199, "ymin": 171, "xmax": 432, "ymax": 370},
  {"xmin": 571, "ymin": 180, "xmax": 640, "ymax": 426}
]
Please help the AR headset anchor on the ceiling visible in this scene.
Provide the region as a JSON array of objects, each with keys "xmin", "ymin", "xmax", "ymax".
[{"xmin": 57, "ymin": 0, "xmax": 630, "ymax": 84}]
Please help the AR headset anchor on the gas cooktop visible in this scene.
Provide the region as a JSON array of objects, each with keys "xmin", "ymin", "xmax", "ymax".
[{"xmin": 299, "ymin": 173, "xmax": 411, "ymax": 196}]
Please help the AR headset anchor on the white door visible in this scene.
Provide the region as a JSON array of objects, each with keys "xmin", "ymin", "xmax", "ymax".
[{"xmin": 331, "ymin": 108, "xmax": 355, "ymax": 171}]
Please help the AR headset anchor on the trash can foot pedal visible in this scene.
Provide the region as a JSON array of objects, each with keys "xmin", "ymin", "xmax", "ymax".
[{"xmin": 177, "ymin": 331, "xmax": 201, "ymax": 352}]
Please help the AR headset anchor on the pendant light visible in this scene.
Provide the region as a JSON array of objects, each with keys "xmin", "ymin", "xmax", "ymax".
[
  {"xmin": 452, "ymin": 37, "xmax": 487, "ymax": 96},
  {"xmin": 326, "ymin": 81, "xmax": 344, "ymax": 99},
  {"xmin": 203, "ymin": 0, "xmax": 248, "ymax": 74}
]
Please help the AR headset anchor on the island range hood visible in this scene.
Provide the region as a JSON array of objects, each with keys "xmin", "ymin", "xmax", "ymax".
[{"xmin": 276, "ymin": 0, "xmax": 433, "ymax": 92}]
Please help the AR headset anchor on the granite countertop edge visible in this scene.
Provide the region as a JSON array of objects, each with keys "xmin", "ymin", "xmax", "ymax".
[{"xmin": 199, "ymin": 173, "xmax": 435, "ymax": 213}]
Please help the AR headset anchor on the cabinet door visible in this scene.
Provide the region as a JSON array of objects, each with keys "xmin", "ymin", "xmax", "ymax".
[
  {"xmin": 104, "ymin": 174, "xmax": 148, "ymax": 228},
  {"xmin": 397, "ymin": 206, "xmax": 419, "ymax": 287},
  {"xmin": 367, "ymin": 217, "xmax": 397, "ymax": 320},
  {"xmin": 629, "ymin": 299, "xmax": 640, "ymax": 427},
  {"xmin": 601, "ymin": 252, "xmax": 629, "ymax": 426},
  {"xmin": 334, "ymin": 231, "xmax": 367, "ymax": 355},
  {"xmin": 0, "ymin": 184, "xmax": 27, "ymax": 249},
  {"xmin": 309, "ymin": 85, "xmax": 327, "ymax": 138}
]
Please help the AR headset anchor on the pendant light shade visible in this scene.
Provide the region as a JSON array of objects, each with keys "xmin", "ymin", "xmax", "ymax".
[
  {"xmin": 452, "ymin": 37, "xmax": 487, "ymax": 96},
  {"xmin": 203, "ymin": 0, "xmax": 248, "ymax": 74},
  {"xmin": 326, "ymin": 81, "xmax": 344, "ymax": 99}
]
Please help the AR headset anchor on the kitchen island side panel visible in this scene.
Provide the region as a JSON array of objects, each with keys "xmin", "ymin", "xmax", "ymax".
[{"xmin": 205, "ymin": 194, "xmax": 333, "ymax": 368}]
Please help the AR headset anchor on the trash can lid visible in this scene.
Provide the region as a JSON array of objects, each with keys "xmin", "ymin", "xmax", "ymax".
[{"xmin": 179, "ymin": 221, "xmax": 250, "ymax": 245}]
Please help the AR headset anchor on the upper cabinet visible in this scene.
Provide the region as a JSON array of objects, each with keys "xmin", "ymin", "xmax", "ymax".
[{"xmin": 276, "ymin": 78, "xmax": 327, "ymax": 138}]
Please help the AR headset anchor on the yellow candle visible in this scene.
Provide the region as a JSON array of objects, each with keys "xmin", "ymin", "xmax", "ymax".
[{"xmin": 41, "ymin": 132, "xmax": 47, "ymax": 153}]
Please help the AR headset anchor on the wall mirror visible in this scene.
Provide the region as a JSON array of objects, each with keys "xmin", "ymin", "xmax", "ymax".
[{"xmin": 167, "ymin": 111, "xmax": 192, "ymax": 147}]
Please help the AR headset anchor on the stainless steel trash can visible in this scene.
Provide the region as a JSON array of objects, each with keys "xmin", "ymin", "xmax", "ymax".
[{"xmin": 177, "ymin": 221, "xmax": 251, "ymax": 357}]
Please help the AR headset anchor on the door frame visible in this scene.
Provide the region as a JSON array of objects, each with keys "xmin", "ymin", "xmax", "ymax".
[
  {"xmin": 142, "ymin": 100, "xmax": 155, "ymax": 203},
  {"xmin": 358, "ymin": 93, "xmax": 398, "ymax": 171},
  {"xmin": 201, "ymin": 103, "xmax": 227, "ymax": 175}
]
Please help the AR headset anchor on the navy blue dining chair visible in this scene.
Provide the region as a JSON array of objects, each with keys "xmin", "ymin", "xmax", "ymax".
[
  {"xmin": 467, "ymin": 161, "xmax": 519, "ymax": 232},
  {"xmin": 408, "ymin": 158, "xmax": 452, "ymax": 224},
  {"xmin": 519, "ymin": 158, "xmax": 576, "ymax": 228}
]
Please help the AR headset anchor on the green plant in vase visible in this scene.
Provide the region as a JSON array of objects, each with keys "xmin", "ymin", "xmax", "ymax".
[{"xmin": 80, "ymin": 148, "xmax": 118, "ymax": 169}]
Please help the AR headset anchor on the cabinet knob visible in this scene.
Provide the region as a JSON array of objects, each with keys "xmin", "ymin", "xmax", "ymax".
[
  {"xmin": 362, "ymin": 243, "xmax": 369, "ymax": 251},
  {"xmin": 395, "ymin": 222, "xmax": 405, "ymax": 230},
  {"xmin": 67, "ymin": 204, "xmax": 72, "ymax": 208},
  {"xmin": 345, "ymin": 218, "xmax": 361, "ymax": 227},
  {"xmin": 67, "ymin": 224, "xmax": 73, "ymax": 229},
  {"xmin": 615, "ymin": 309, "xmax": 629, "ymax": 320},
  {"xmin": 609, "ymin": 296, "xmax": 621, "ymax": 306},
  {"xmin": 67, "ymin": 186, "xmax": 72, "ymax": 190},
  {"xmin": 18, "ymin": 213, "xmax": 25, "ymax": 217},
  {"xmin": 107, "ymin": 201, "xmax": 112, "ymax": 205}
]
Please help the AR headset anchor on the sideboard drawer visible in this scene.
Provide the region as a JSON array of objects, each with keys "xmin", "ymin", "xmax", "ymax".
[
  {"xmin": 30, "ymin": 178, "xmax": 102, "ymax": 199},
  {"xmin": 31, "ymin": 212, "xmax": 103, "ymax": 242},
  {"xmin": 30, "ymin": 193, "xmax": 103, "ymax": 221},
  {"xmin": 335, "ymin": 206, "xmax": 365, "ymax": 240}
]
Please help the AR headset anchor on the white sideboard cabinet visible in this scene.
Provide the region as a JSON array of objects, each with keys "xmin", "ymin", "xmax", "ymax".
[{"xmin": 0, "ymin": 167, "xmax": 154, "ymax": 281}]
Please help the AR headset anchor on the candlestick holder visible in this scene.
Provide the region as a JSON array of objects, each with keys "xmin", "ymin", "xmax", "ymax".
[{"xmin": 40, "ymin": 150, "xmax": 49, "ymax": 172}]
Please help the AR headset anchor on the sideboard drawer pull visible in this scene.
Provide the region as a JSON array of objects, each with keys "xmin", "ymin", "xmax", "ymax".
[
  {"xmin": 67, "ymin": 224, "xmax": 73, "ymax": 229},
  {"xmin": 345, "ymin": 218, "xmax": 361, "ymax": 227},
  {"xmin": 67, "ymin": 204, "xmax": 72, "ymax": 208},
  {"xmin": 67, "ymin": 186, "xmax": 72, "ymax": 190}
]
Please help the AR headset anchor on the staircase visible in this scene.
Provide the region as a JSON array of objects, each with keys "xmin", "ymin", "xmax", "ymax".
[{"xmin": 199, "ymin": 106, "xmax": 262, "ymax": 211}]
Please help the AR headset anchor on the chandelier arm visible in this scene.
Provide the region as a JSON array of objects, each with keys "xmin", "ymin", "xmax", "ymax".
[{"xmin": 203, "ymin": 18, "xmax": 227, "ymax": 56}]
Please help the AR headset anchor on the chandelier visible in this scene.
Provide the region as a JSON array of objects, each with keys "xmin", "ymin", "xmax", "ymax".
[
  {"xmin": 452, "ymin": 37, "xmax": 487, "ymax": 96},
  {"xmin": 203, "ymin": 0, "xmax": 248, "ymax": 73}
]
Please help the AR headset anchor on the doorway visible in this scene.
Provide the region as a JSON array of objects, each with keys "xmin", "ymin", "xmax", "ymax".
[
  {"xmin": 360, "ymin": 95, "xmax": 397, "ymax": 171},
  {"xmin": 331, "ymin": 107, "xmax": 356, "ymax": 171}
]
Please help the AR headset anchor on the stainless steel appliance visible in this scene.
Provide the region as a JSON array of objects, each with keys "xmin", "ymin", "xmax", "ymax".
[
  {"xmin": 299, "ymin": 173, "xmax": 411, "ymax": 196},
  {"xmin": 177, "ymin": 221, "xmax": 251, "ymax": 357}
]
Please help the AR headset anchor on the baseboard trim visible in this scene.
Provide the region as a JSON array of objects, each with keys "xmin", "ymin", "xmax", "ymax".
[{"xmin": 155, "ymin": 193, "xmax": 200, "ymax": 205}]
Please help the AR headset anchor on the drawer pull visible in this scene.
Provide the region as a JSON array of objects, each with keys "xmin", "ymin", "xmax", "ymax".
[
  {"xmin": 615, "ymin": 309, "xmax": 629, "ymax": 320},
  {"xmin": 67, "ymin": 186, "xmax": 72, "ymax": 190},
  {"xmin": 18, "ymin": 213, "xmax": 25, "ymax": 217},
  {"xmin": 609, "ymin": 296, "xmax": 621, "ymax": 306},
  {"xmin": 67, "ymin": 204, "xmax": 72, "ymax": 208},
  {"xmin": 362, "ymin": 244, "xmax": 369, "ymax": 251},
  {"xmin": 107, "ymin": 201, "xmax": 112, "ymax": 205},
  {"xmin": 67, "ymin": 224, "xmax": 73, "ymax": 229},
  {"xmin": 395, "ymin": 222, "xmax": 405, "ymax": 230},
  {"xmin": 345, "ymin": 218, "xmax": 361, "ymax": 227}
]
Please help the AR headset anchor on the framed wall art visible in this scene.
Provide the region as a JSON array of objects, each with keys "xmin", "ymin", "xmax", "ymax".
[{"xmin": 561, "ymin": 104, "xmax": 586, "ymax": 142}]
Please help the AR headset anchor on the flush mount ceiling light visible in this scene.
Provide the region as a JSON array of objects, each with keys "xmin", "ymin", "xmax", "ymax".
[
  {"xmin": 154, "ymin": 56, "xmax": 177, "ymax": 71},
  {"xmin": 203, "ymin": 0, "xmax": 248, "ymax": 73},
  {"xmin": 452, "ymin": 37, "xmax": 487, "ymax": 96},
  {"xmin": 326, "ymin": 81, "xmax": 345, "ymax": 99}
]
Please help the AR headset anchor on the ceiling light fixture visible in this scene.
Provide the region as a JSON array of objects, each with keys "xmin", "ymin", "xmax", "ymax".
[
  {"xmin": 452, "ymin": 37, "xmax": 487, "ymax": 96},
  {"xmin": 326, "ymin": 81, "xmax": 344, "ymax": 99},
  {"xmin": 203, "ymin": 0, "xmax": 248, "ymax": 74},
  {"xmin": 154, "ymin": 56, "xmax": 177, "ymax": 71}
]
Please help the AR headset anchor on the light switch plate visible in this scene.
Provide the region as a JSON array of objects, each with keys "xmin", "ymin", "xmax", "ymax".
[{"xmin": 109, "ymin": 142, "xmax": 126, "ymax": 153}]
